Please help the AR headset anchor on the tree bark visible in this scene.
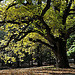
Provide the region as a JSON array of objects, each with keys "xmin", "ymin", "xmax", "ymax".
[
  {"xmin": 74, "ymin": 58, "xmax": 75, "ymax": 64},
  {"xmin": 54, "ymin": 39, "xmax": 70, "ymax": 68}
]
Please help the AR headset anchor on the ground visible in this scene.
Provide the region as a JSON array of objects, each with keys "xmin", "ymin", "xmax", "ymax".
[{"xmin": 0, "ymin": 64, "xmax": 75, "ymax": 75}]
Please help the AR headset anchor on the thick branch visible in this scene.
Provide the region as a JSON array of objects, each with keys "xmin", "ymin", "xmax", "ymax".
[
  {"xmin": 15, "ymin": 30, "xmax": 45, "ymax": 42},
  {"xmin": 69, "ymin": 13, "xmax": 75, "ymax": 15},
  {"xmin": 0, "ymin": 30, "xmax": 33, "ymax": 50},
  {"xmin": 29, "ymin": 38, "xmax": 54, "ymax": 49},
  {"xmin": 0, "ymin": 20, "xmax": 20, "ymax": 26},
  {"xmin": 0, "ymin": 16, "xmax": 37, "ymax": 27},
  {"xmin": 6, "ymin": 3, "xmax": 18, "ymax": 10},
  {"xmin": 37, "ymin": 16, "xmax": 56, "ymax": 44},
  {"xmin": 3, "ymin": 1, "xmax": 32, "ymax": 21},
  {"xmin": 66, "ymin": 0, "xmax": 68, "ymax": 3},
  {"xmin": 14, "ymin": 30, "xmax": 33, "ymax": 41},
  {"xmin": 70, "ymin": 9, "xmax": 75, "ymax": 11},
  {"xmin": 41, "ymin": 0, "xmax": 51, "ymax": 16},
  {"xmin": 4, "ymin": 2, "xmax": 18, "ymax": 20},
  {"xmin": 0, "ymin": 24, "xmax": 31, "ymax": 50},
  {"xmin": 62, "ymin": 0, "xmax": 72, "ymax": 25}
]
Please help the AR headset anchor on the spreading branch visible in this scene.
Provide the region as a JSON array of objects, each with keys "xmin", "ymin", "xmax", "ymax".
[
  {"xmin": 70, "ymin": 9, "xmax": 75, "ymax": 11},
  {"xmin": 0, "ymin": 30, "xmax": 32, "ymax": 50},
  {"xmin": 29, "ymin": 38, "xmax": 54, "ymax": 49},
  {"xmin": 69, "ymin": 13, "xmax": 75, "ymax": 15},
  {"xmin": 41, "ymin": 0, "xmax": 51, "ymax": 16},
  {"xmin": 0, "ymin": 29, "xmax": 45, "ymax": 49},
  {"xmin": 37, "ymin": 16, "xmax": 56, "ymax": 44},
  {"xmin": 3, "ymin": 1, "xmax": 33, "ymax": 21},
  {"xmin": 6, "ymin": 3, "xmax": 18, "ymax": 10},
  {"xmin": 62, "ymin": 0, "xmax": 73, "ymax": 25},
  {"xmin": 66, "ymin": 0, "xmax": 68, "ymax": 3},
  {"xmin": 0, "ymin": 20, "xmax": 20, "ymax": 26},
  {"xmin": 14, "ymin": 30, "xmax": 45, "ymax": 42},
  {"xmin": 0, "ymin": 16, "xmax": 38, "ymax": 27}
]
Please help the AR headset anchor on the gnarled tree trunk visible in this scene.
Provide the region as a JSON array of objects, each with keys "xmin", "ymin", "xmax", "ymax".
[{"xmin": 54, "ymin": 39, "xmax": 70, "ymax": 68}]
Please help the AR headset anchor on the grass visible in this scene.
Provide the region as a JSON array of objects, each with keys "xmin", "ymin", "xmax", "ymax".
[{"xmin": 0, "ymin": 64, "xmax": 75, "ymax": 75}]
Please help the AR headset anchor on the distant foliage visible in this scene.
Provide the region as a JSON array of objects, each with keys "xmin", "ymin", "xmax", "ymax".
[{"xmin": 67, "ymin": 32, "xmax": 75, "ymax": 60}]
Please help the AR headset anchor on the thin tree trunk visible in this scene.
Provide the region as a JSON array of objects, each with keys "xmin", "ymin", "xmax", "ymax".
[
  {"xmin": 16, "ymin": 56, "xmax": 20, "ymax": 68},
  {"xmin": 37, "ymin": 56, "xmax": 41, "ymax": 67}
]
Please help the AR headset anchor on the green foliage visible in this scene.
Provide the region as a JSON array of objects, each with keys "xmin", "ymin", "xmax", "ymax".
[
  {"xmin": 0, "ymin": 30, "xmax": 6, "ymax": 40},
  {"xmin": 67, "ymin": 31, "xmax": 75, "ymax": 59},
  {"xmin": 17, "ymin": 0, "xmax": 25, "ymax": 3},
  {"xmin": 67, "ymin": 45, "xmax": 75, "ymax": 58},
  {"xmin": 67, "ymin": 32, "xmax": 75, "ymax": 49}
]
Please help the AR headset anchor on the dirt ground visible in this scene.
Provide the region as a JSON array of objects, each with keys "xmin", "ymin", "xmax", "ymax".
[{"xmin": 0, "ymin": 64, "xmax": 75, "ymax": 75}]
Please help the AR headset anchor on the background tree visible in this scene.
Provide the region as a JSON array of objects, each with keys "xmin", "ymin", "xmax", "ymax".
[
  {"xmin": 67, "ymin": 32, "xmax": 75, "ymax": 64},
  {"xmin": 67, "ymin": 45, "xmax": 75, "ymax": 64},
  {"xmin": 67, "ymin": 32, "xmax": 75, "ymax": 49}
]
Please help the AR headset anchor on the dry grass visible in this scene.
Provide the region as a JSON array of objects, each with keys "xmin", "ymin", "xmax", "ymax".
[{"xmin": 0, "ymin": 65, "xmax": 75, "ymax": 75}]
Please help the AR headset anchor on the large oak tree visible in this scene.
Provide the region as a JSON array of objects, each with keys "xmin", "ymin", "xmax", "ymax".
[{"xmin": 0, "ymin": 0, "xmax": 75, "ymax": 68}]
